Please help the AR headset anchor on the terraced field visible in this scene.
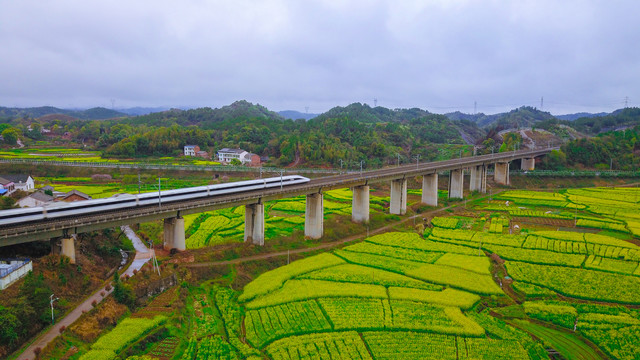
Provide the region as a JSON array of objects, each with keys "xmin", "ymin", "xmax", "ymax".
[{"xmin": 79, "ymin": 187, "xmax": 640, "ymax": 360}]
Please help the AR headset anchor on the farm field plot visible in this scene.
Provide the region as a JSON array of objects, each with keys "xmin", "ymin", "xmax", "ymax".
[
  {"xmin": 76, "ymin": 187, "xmax": 640, "ymax": 360},
  {"xmin": 183, "ymin": 188, "xmax": 391, "ymax": 249}
]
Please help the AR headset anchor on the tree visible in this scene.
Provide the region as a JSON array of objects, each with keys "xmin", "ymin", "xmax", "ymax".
[
  {"xmin": 2, "ymin": 128, "xmax": 18, "ymax": 145},
  {"xmin": 542, "ymin": 149, "xmax": 567, "ymax": 170},
  {"xmin": 229, "ymin": 158, "xmax": 242, "ymax": 166},
  {"xmin": 0, "ymin": 306, "xmax": 21, "ymax": 346},
  {"xmin": 112, "ymin": 272, "xmax": 135, "ymax": 309},
  {"xmin": 19, "ymin": 271, "xmax": 52, "ymax": 324},
  {"xmin": 0, "ymin": 196, "xmax": 15, "ymax": 209}
]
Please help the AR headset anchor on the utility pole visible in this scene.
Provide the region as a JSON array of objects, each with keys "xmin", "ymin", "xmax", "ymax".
[
  {"xmin": 396, "ymin": 153, "xmax": 401, "ymax": 167},
  {"xmin": 158, "ymin": 177, "xmax": 162, "ymax": 207},
  {"xmin": 137, "ymin": 170, "xmax": 141, "ymax": 194},
  {"xmin": 50, "ymin": 294, "xmax": 59, "ymax": 324},
  {"xmin": 414, "ymin": 155, "xmax": 420, "ymax": 169},
  {"xmin": 359, "ymin": 160, "xmax": 364, "ymax": 175}
]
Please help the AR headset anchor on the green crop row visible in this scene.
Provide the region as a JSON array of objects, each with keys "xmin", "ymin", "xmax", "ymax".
[
  {"xmin": 80, "ymin": 316, "xmax": 166, "ymax": 360},
  {"xmin": 298, "ymin": 264, "xmax": 442, "ymax": 290},
  {"xmin": 245, "ymin": 300, "xmax": 331, "ymax": 348},
  {"xmin": 506, "ymin": 261, "xmax": 640, "ymax": 304},
  {"xmin": 239, "ymin": 253, "xmax": 345, "ymax": 303},
  {"xmin": 431, "ymin": 216, "xmax": 459, "ymax": 229},
  {"xmin": 266, "ymin": 331, "xmax": 372, "ymax": 360}
]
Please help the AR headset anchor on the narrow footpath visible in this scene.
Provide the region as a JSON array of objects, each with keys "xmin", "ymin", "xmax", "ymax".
[
  {"xmin": 16, "ymin": 226, "xmax": 151, "ymax": 360},
  {"xmin": 187, "ymin": 198, "xmax": 476, "ymax": 268}
]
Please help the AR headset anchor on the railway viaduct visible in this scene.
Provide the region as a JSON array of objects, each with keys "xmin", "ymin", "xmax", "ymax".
[{"xmin": 0, "ymin": 148, "xmax": 553, "ymax": 263}]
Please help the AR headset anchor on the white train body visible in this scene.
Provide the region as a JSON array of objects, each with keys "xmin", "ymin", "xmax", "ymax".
[{"xmin": 0, "ymin": 175, "xmax": 310, "ymax": 227}]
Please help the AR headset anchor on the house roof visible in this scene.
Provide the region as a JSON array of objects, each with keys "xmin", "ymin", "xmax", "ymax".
[
  {"xmin": 61, "ymin": 189, "xmax": 91, "ymax": 200},
  {"xmin": 27, "ymin": 191, "xmax": 54, "ymax": 202},
  {"xmin": 41, "ymin": 185, "xmax": 55, "ymax": 191},
  {"xmin": 0, "ymin": 177, "xmax": 13, "ymax": 185},
  {"xmin": 184, "ymin": 144, "xmax": 198, "ymax": 148},
  {"xmin": 1, "ymin": 174, "xmax": 31, "ymax": 183},
  {"xmin": 218, "ymin": 148, "xmax": 246, "ymax": 154}
]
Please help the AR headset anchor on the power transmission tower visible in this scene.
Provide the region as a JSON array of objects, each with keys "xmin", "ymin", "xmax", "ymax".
[
  {"xmin": 474, "ymin": 101, "xmax": 477, "ymax": 115},
  {"xmin": 625, "ymin": 96, "xmax": 629, "ymax": 108},
  {"xmin": 110, "ymin": 99, "xmax": 115, "ymax": 110},
  {"xmin": 540, "ymin": 96, "xmax": 544, "ymax": 111},
  {"xmin": 305, "ymin": 106, "xmax": 309, "ymax": 113},
  {"xmin": 374, "ymin": 98, "xmax": 378, "ymax": 107}
]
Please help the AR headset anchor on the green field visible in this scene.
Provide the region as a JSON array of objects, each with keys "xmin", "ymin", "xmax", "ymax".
[
  {"xmin": 59, "ymin": 186, "xmax": 640, "ymax": 359},
  {"xmin": 509, "ymin": 320, "xmax": 603, "ymax": 360}
]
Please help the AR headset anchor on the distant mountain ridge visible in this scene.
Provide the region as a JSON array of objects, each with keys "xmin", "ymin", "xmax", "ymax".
[
  {"xmin": 278, "ymin": 110, "xmax": 318, "ymax": 121},
  {"xmin": 555, "ymin": 112, "xmax": 610, "ymax": 121},
  {"xmin": 122, "ymin": 100, "xmax": 285, "ymax": 127},
  {"xmin": 0, "ymin": 106, "xmax": 126, "ymax": 120}
]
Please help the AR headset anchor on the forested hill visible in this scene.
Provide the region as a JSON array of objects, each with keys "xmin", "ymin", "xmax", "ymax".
[
  {"xmin": 97, "ymin": 102, "xmax": 473, "ymax": 167},
  {"xmin": 445, "ymin": 107, "xmax": 556, "ymax": 129},
  {"xmin": 0, "ymin": 106, "xmax": 126, "ymax": 120},
  {"xmin": 121, "ymin": 100, "xmax": 285, "ymax": 127},
  {"xmin": 314, "ymin": 103, "xmax": 432, "ymax": 123}
]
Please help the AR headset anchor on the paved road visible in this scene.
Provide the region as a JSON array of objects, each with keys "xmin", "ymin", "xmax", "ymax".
[{"xmin": 16, "ymin": 227, "xmax": 151, "ymax": 360}]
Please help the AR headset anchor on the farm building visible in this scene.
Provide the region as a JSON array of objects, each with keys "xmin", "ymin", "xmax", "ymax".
[
  {"xmin": 1, "ymin": 174, "xmax": 35, "ymax": 192},
  {"xmin": 184, "ymin": 145, "xmax": 200, "ymax": 156},
  {"xmin": 217, "ymin": 148, "xmax": 261, "ymax": 166}
]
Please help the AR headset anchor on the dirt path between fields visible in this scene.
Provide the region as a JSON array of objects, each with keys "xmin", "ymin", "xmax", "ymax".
[{"xmin": 187, "ymin": 192, "xmax": 503, "ymax": 268}]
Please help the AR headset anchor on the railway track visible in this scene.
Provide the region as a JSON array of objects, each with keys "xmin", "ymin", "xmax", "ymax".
[{"xmin": 0, "ymin": 148, "xmax": 554, "ymax": 245}]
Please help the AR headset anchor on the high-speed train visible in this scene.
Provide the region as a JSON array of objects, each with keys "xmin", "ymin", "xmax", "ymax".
[{"xmin": 0, "ymin": 175, "xmax": 310, "ymax": 227}]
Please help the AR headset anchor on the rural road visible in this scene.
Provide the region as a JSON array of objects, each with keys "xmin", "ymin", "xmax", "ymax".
[{"xmin": 16, "ymin": 226, "xmax": 151, "ymax": 360}]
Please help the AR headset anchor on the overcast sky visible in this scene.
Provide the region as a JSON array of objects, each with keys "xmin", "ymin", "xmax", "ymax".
[{"xmin": 1, "ymin": 0, "xmax": 638, "ymax": 115}]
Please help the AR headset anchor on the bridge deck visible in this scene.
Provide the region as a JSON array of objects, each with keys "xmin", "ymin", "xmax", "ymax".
[{"xmin": 0, "ymin": 148, "xmax": 554, "ymax": 245}]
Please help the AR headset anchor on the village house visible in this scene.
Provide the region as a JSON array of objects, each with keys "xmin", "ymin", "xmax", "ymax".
[
  {"xmin": 0, "ymin": 177, "xmax": 15, "ymax": 196},
  {"xmin": 58, "ymin": 189, "xmax": 91, "ymax": 202},
  {"xmin": 184, "ymin": 145, "xmax": 200, "ymax": 156},
  {"xmin": 217, "ymin": 148, "xmax": 261, "ymax": 166},
  {"xmin": 17, "ymin": 191, "xmax": 54, "ymax": 207},
  {"xmin": 1, "ymin": 174, "xmax": 35, "ymax": 192}
]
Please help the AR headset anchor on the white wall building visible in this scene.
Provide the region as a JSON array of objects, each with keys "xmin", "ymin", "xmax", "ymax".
[
  {"xmin": 17, "ymin": 191, "xmax": 54, "ymax": 208},
  {"xmin": 218, "ymin": 148, "xmax": 248, "ymax": 163},
  {"xmin": 0, "ymin": 259, "xmax": 32, "ymax": 290},
  {"xmin": 184, "ymin": 145, "xmax": 200, "ymax": 156},
  {"xmin": 2, "ymin": 175, "xmax": 35, "ymax": 192}
]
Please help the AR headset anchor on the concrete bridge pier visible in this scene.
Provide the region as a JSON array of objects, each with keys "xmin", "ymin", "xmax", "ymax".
[
  {"xmin": 61, "ymin": 236, "xmax": 76, "ymax": 264},
  {"xmin": 163, "ymin": 217, "xmax": 186, "ymax": 251},
  {"xmin": 352, "ymin": 185, "xmax": 370, "ymax": 223},
  {"xmin": 469, "ymin": 165, "xmax": 487, "ymax": 193},
  {"xmin": 448, "ymin": 169, "xmax": 464, "ymax": 199},
  {"xmin": 421, "ymin": 173, "xmax": 438, "ymax": 206},
  {"xmin": 390, "ymin": 178, "xmax": 407, "ymax": 215},
  {"xmin": 521, "ymin": 157, "xmax": 535, "ymax": 171},
  {"xmin": 494, "ymin": 162, "xmax": 510, "ymax": 185},
  {"xmin": 244, "ymin": 203, "xmax": 265, "ymax": 245},
  {"xmin": 305, "ymin": 193, "xmax": 324, "ymax": 239}
]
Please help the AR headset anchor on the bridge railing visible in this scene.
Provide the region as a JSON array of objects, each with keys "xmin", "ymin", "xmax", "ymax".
[{"xmin": 513, "ymin": 170, "xmax": 640, "ymax": 178}]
